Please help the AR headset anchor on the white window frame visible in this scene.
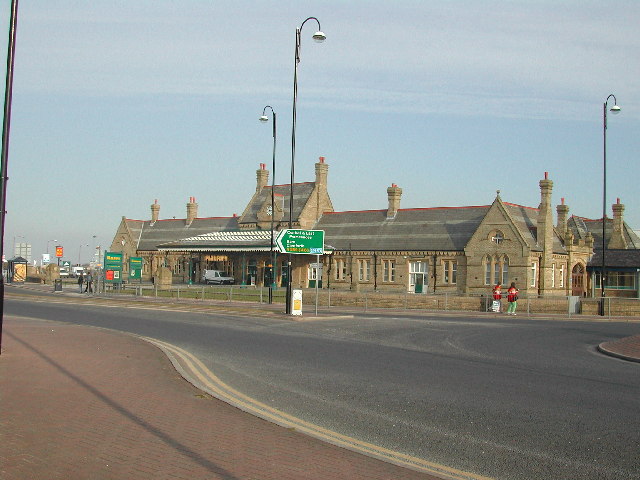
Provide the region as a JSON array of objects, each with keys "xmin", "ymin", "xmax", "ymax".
[
  {"xmin": 383, "ymin": 259, "xmax": 396, "ymax": 283},
  {"xmin": 443, "ymin": 260, "xmax": 457, "ymax": 285},
  {"xmin": 358, "ymin": 259, "xmax": 370, "ymax": 282}
]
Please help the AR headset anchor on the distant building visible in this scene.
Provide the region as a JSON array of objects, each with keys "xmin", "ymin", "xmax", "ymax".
[{"xmin": 110, "ymin": 158, "xmax": 640, "ymax": 298}]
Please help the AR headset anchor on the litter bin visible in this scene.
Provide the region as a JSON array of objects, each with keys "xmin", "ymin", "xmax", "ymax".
[{"xmin": 54, "ymin": 279, "xmax": 63, "ymax": 292}]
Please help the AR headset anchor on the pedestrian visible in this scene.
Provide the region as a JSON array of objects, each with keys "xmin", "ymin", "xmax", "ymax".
[
  {"xmin": 84, "ymin": 271, "xmax": 93, "ymax": 294},
  {"xmin": 77, "ymin": 272, "xmax": 84, "ymax": 293},
  {"xmin": 507, "ymin": 282, "xmax": 519, "ymax": 315},
  {"xmin": 492, "ymin": 283, "xmax": 502, "ymax": 312}
]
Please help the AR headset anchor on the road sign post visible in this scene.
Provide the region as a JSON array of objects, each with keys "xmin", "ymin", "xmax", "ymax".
[{"xmin": 275, "ymin": 230, "xmax": 325, "ymax": 315}]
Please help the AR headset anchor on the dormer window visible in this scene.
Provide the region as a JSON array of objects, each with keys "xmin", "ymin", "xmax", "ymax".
[{"xmin": 491, "ymin": 231, "xmax": 504, "ymax": 245}]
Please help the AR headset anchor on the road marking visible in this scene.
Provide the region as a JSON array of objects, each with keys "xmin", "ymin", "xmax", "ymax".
[{"xmin": 142, "ymin": 336, "xmax": 494, "ymax": 480}]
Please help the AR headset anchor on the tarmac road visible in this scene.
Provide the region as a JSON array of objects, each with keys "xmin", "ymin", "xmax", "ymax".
[{"xmin": 3, "ymin": 292, "xmax": 640, "ymax": 480}]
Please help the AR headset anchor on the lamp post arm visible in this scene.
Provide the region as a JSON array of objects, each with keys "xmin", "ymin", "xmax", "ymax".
[{"xmin": 296, "ymin": 17, "xmax": 323, "ymax": 64}]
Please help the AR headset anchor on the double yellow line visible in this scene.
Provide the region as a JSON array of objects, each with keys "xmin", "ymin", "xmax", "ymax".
[{"xmin": 142, "ymin": 336, "xmax": 493, "ymax": 480}]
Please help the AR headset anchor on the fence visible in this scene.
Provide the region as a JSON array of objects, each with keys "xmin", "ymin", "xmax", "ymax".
[
  {"xmin": 94, "ymin": 282, "xmax": 640, "ymax": 318},
  {"xmin": 101, "ymin": 283, "xmax": 289, "ymax": 304}
]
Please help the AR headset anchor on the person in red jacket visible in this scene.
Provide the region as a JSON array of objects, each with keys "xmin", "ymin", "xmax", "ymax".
[
  {"xmin": 492, "ymin": 283, "xmax": 502, "ymax": 312},
  {"xmin": 507, "ymin": 282, "xmax": 519, "ymax": 315}
]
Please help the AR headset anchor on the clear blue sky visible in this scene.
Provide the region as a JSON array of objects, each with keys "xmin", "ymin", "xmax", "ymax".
[{"xmin": 2, "ymin": 0, "xmax": 639, "ymax": 265}]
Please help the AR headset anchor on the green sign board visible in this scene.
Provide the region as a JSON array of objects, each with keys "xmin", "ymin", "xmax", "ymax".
[
  {"xmin": 129, "ymin": 257, "xmax": 143, "ymax": 279},
  {"xmin": 62, "ymin": 260, "xmax": 71, "ymax": 268},
  {"xmin": 276, "ymin": 229, "xmax": 325, "ymax": 255},
  {"xmin": 104, "ymin": 251, "xmax": 123, "ymax": 283}
]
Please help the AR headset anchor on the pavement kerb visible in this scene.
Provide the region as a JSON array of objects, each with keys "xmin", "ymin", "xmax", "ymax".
[
  {"xmin": 143, "ymin": 335, "xmax": 493, "ymax": 480},
  {"xmin": 597, "ymin": 336, "xmax": 640, "ymax": 363}
]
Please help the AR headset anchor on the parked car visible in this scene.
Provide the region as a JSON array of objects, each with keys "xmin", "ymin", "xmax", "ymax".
[
  {"xmin": 59, "ymin": 267, "xmax": 70, "ymax": 278},
  {"xmin": 201, "ymin": 269, "xmax": 235, "ymax": 285}
]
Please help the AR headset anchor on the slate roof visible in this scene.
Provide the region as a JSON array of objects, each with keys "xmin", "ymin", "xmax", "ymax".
[
  {"xmin": 589, "ymin": 249, "xmax": 640, "ymax": 269},
  {"xmin": 503, "ymin": 203, "xmax": 566, "ymax": 253},
  {"xmin": 125, "ymin": 217, "xmax": 239, "ymax": 251},
  {"xmin": 240, "ymin": 183, "xmax": 315, "ymax": 224},
  {"xmin": 314, "ymin": 206, "xmax": 490, "ymax": 251},
  {"xmin": 568, "ymin": 216, "xmax": 640, "ymax": 249}
]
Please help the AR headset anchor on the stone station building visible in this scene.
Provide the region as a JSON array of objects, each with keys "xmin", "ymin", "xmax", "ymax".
[{"xmin": 110, "ymin": 158, "xmax": 640, "ymax": 298}]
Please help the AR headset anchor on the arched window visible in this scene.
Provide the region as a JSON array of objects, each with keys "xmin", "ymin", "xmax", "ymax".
[
  {"xmin": 502, "ymin": 256, "xmax": 509, "ymax": 285},
  {"xmin": 485, "ymin": 256, "xmax": 492, "ymax": 285},
  {"xmin": 485, "ymin": 255, "xmax": 509, "ymax": 285}
]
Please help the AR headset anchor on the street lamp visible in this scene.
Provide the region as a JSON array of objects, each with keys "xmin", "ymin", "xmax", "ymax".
[
  {"xmin": 260, "ymin": 105, "xmax": 277, "ymax": 304},
  {"xmin": 78, "ymin": 244, "xmax": 88, "ymax": 266},
  {"xmin": 287, "ymin": 16, "xmax": 326, "ymax": 314},
  {"xmin": 600, "ymin": 94, "xmax": 621, "ymax": 316},
  {"xmin": 46, "ymin": 239, "xmax": 57, "ymax": 255}
]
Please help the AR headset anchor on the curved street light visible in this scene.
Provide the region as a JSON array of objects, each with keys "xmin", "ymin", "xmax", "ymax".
[
  {"xmin": 600, "ymin": 94, "xmax": 621, "ymax": 315},
  {"xmin": 287, "ymin": 16, "xmax": 325, "ymax": 314},
  {"xmin": 259, "ymin": 105, "xmax": 277, "ymax": 303}
]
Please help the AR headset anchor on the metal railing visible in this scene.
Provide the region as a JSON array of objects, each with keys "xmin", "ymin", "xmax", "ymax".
[{"xmin": 91, "ymin": 282, "xmax": 640, "ymax": 318}]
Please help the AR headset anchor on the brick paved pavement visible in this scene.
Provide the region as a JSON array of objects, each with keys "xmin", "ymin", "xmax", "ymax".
[
  {"xmin": 598, "ymin": 334, "xmax": 640, "ymax": 363},
  {"xmin": 0, "ymin": 317, "xmax": 446, "ymax": 480}
]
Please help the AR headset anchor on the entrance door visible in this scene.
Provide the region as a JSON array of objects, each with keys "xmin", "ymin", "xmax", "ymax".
[
  {"xmin": 409, "ymin": 261, "xmax": 428, "ymax": 293},
  {"xmin": 571, "ymin": 264, "xmax": 585, "ymax": 297}
]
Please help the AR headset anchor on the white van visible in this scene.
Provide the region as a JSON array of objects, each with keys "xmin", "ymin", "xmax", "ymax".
[
  {"xmin": 72, "ymin": 266, "xmax": 84, "ymax": 277},
  {"xmin": 201, "ymin": 269, "xmax": 235, "ymax": 285}
]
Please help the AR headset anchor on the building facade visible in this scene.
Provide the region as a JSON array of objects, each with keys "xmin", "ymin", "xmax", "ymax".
[{"xmin": 110, "ymin": 158, "xmax": 640, "ymax": 297}]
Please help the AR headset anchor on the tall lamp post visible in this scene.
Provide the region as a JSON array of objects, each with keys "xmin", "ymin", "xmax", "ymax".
[
  {"xmin": 259, "ymin": 105, "xmax": 277, "ymax": 304},
  {"xmin": 0, "ymin": 0, "xmax": 19, "ymax": 356},
  {"xmin": 286, "ymin": 16, "xmax": 326, "ymax": 314},
  {"xmin": 78, "ymin": 244, "xmax": 88, "ymax": 266},
  {"xmin": 46, "ymin": 239, "xmax": 57, "ymax": 255},
  {"xmin": 600, "ymin": 94, "xmax": 621, "ymax": 316}
]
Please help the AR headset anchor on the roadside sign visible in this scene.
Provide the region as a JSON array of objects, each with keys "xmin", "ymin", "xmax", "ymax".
[
  {"xmin": 104, "ymin": 251, "xmax": 123, "ymax": 283},
  {"xmin": 55, "ymin": 246, "xmax": 63, "ymax": 258},
  {"xmin": 275, "ymin": 229, "xmax": 324, "ymax": 255},
  {"xmin": 129, "ymin": 257, "xmax": 143, "ymax": 279},
  {"xmin": 62, "ymin": 260, "xmax": 71, "ymax": 268}
]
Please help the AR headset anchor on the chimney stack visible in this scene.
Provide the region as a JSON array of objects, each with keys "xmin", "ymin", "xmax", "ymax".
[
  {"xmin": 315, "ymin": 156, "xmax": 328, "ymax": 188},
  {"xmin": 387, "ymin": 184, "xmax": 402, "ymax": 219},
  {"xmin": 151, "ymin": 199, "xmax": 160, "ymax": 224},
  {"xmin": 608, "ymin": 198, "xmax": 627, "ymax": 249},
  {"xmin": 186, "ymin": 196, "xmax": 198, "ymax": 226},
  {"xmin": 537, "ymin": 174, "xmax": 554, "ymax": 293},
  {"xmin": 556, "ymin": 197, "xmax": 569, "ymax": 240},
  {"xmin": 256, "ymin": 163, "xmax": 269, "ymax": 192}
]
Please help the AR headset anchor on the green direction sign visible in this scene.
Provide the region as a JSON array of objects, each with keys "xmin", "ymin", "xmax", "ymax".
[
  {"xmin": 276, "ymin": 229, "xmax": 325, "ymax": 255},
  {"xmin": 129, "ymin": 257, "xmax": 143, "ymax": 279},
  {"xmin": 104, "ymin": 251, "xmax": 123, "ymax": 283},
  {"xmin": 62, "ymin": 261, "xmax": 71, "ymax": 268}
]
